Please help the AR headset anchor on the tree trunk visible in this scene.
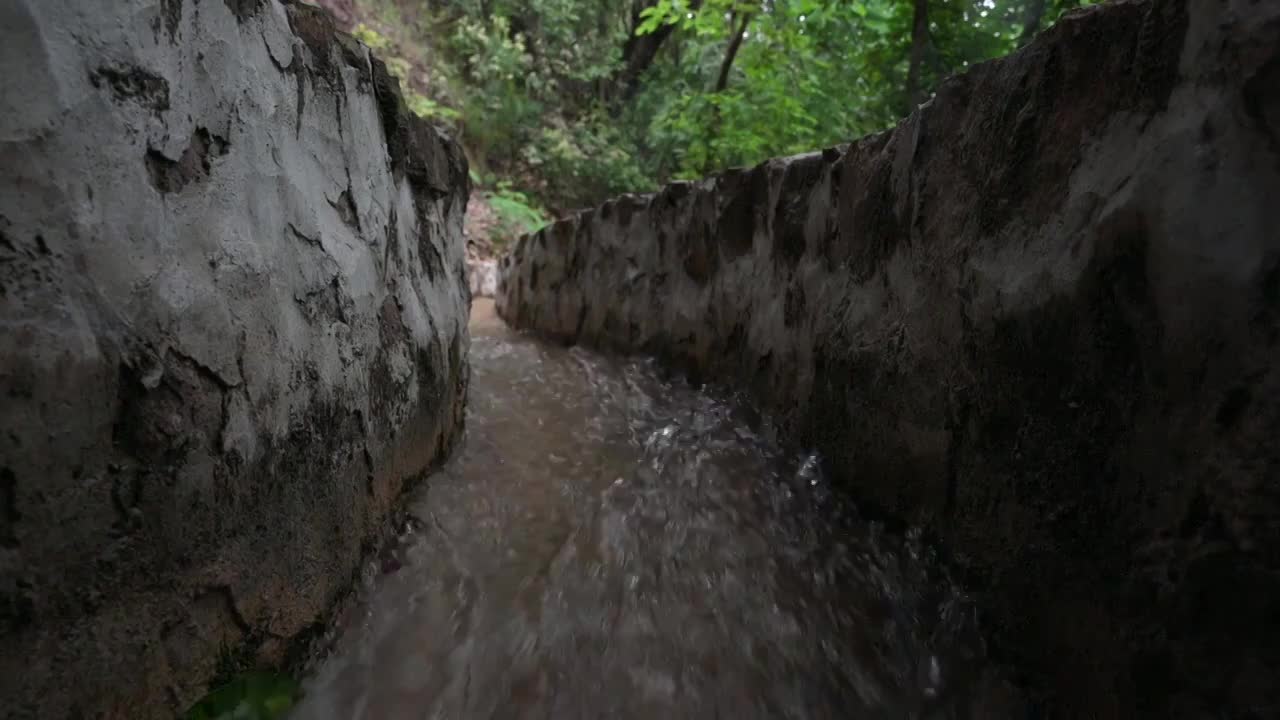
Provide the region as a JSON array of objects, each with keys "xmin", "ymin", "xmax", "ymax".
[
  {"xmin": 614, "ymin": 0, "xmax": 703, "ymax": 103},
  {"xmin": 1018, "ymin": 0, "xmax": 1047, "ymax": 45},
  {"xmin": 905, "ymin": 0, "xmax": 929, "ymax": 112},
  {"xmin": 714, "ymin": 11, "xmax": 752, "ymax": 93}
]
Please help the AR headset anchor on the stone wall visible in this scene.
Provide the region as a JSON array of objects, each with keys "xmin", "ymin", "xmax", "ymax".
[
  {"xmin": 499, "ymin": 0, "xmax": 1279, "ymax": 715},
  {"xmin": 0, "ymin": 0, "xmax": 469, "ymax": 716}
]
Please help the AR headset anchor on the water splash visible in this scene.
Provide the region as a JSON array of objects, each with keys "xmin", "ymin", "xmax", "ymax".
[{"xmin": 292, "ymin": 312, "xmax": 984, "ymax": 719}]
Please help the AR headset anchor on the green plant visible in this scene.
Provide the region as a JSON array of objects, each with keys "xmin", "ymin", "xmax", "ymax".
[
  {"xmin": 352, "ymin": 22, "xmax": 390, "ymax": 52},
  {"xmin": 469, "ymin": 167, "xmax": 499, "ymax": 189},
  {"xmin": 183, "ymin": 672, "xmax": 299, "ymax": 720},
  {"xmin": 404, "ymin": 91, "xmax": 462, "ymax": 122},
  {"xmin": 364, "ymin": 0, "xmax": 1098, "ymax": 210},
  {"xmin": 352, "ymin": 22, "xmax": 461, "ymax": 124},
  {"xmin": 521, "ymin": 116, "xmax": 653, "ymax": 208},
  {"xmin": 487, "ymin": 186, "xmax": 549, "ymax": 246}
]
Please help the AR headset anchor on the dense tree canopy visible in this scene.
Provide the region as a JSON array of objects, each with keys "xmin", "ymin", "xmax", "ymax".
[{"xmin": 349, "ymin": 0, "xmax": 1095, "ymax": 217}]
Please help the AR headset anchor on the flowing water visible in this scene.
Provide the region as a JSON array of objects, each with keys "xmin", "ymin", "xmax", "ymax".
[{"xmin": 292, "ymin": 300, "xmax": 985, "ymax": 719}]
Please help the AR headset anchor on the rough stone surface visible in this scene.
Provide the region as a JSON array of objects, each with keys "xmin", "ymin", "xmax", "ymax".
[
  {"xmin": 0, "ymin": 0, "xmax": 469, "ymax": 716},
  {"xmin": 499, "ymin": 0, "xmax": 1280, "ymax": 715},
  {"xmin": 305, "ymin": 0, "xmax": 357, "ymax": 29},
  {"xmin": 468, "ymin": 257, "xmax": 499, "ymax": 298}
]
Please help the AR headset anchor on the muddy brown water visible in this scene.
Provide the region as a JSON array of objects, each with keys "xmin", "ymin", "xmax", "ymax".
[{"xmin": 291, "ymin": 299, "xmax": 984, "ymax": 719}]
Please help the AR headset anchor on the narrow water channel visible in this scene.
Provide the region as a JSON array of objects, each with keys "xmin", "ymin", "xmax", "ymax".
[{"xmin": 292, "ymin": 300, "xmax": 985, "ymax": 719}]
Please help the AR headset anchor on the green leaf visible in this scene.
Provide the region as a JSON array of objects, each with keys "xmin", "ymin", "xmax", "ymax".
[
  {"xmin": 184, "ymin": 672, "xmax": 299, "ymax": 720},
  {"xmin": 636, "ymin": 0, "xmax": 677, "ymax": 35}
]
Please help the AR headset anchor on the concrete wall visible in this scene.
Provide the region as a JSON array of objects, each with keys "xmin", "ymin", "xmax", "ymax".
[
  {"xmin": 0, "ymin": 0, "xmax": 469, "ymax": 716},
  {"xmin": 498, "ymin": 0, "xmax": 1280, "ymax": 715}
]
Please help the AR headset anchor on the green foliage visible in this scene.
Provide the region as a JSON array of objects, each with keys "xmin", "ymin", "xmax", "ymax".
[
  {"xmin": 487, "ymin": 186, "xmax": 549, "ymax": 245},
  {"xmin": 183, "ymin": 672, "xmax": 299, "ymax": 720},
  {"xmin": 405, "ymin": 93, "xmax": 461, "ymax": 122},
  {"xmin": 524, "ymin": 115, "xmax": 653, "ymax": 208},
  {"xmin": 448, "ymin": 15, "xmax": 541, "ymax": 168},
  {"xmin": 352, "ymin": 22, "xmax": 459, "ymax": 123},
  {"xmin": 352, "ymin": 22, "xmax": 391, "ymax": 51},
  {"xmin": 356, "ymin": 0, "xmax": 1097, "ymax": 210}
]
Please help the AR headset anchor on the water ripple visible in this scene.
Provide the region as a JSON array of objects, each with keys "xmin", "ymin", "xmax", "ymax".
[{"xmin": 293, "ymin": 312, "xmax": 982, "ymax": 719}]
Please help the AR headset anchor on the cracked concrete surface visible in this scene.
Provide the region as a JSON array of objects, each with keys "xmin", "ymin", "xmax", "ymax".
[{"xmin": 0, "ymin": 0, "xmax": 470, "ymax": 716}]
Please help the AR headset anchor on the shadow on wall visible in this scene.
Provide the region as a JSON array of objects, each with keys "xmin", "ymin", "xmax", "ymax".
[
  {"xmin": 0, "ymin": 0, "xmax": 469, "ymax": 717},
  {"xmin": 496, "ymin": 0, "xmax": 1280, "ymax": 716}
]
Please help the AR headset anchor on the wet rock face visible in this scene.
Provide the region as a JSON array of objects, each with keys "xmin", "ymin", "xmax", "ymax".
[
  {"xmin": 499, "ymin": 0, "xmax": 1280, "ymax": 715},
  {"xmin": 0, "ymin": 0, "xmax": 469, "ymax": 716}
]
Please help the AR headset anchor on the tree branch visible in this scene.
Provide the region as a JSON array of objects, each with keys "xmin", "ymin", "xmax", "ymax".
[
  {"xmin": 905, "ymin": 0, "xmax": 930, "ymax": 112},
  {"xmin": 1018, "ymin": 0, "xmax": 1047, "ymax": 46},
  {"xmin": 614, "ymin": 0, "xmax": 704, "ymax": 103},
  {"xmin": 714, "ymin": 10, "xmax": 752, "ymax": 93}
]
